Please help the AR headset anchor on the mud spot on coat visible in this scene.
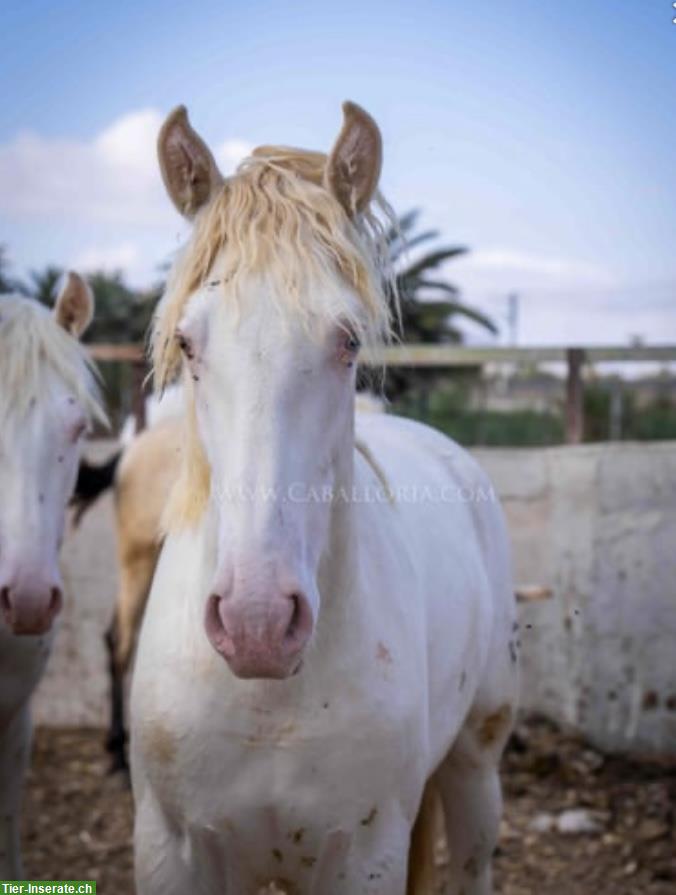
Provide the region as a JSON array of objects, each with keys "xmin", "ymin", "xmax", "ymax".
[
  {"xmin": 477, "ymin": 705, "xmax": 512, "ymax": 748},
  {"xmin": 376, "ymin": 642, "xmax": 392, "ymax": 664},
  {"xmin": 144, "ymin": 720, "xmax": 176, "ymax": 765},
  {"xmin": 360, "ymin": 806, "xmax": 378, "ymax": 826},
  {"xmin": 272, "ymin": 847, "xmax": 283, "ymax": 863},
  {"xmin": 288, "ymin": 827, "xmax": 305, "ymax": 844},
  {"xmin": 300, "ymin": 855, "xmax": 316, "ymax": 868}
]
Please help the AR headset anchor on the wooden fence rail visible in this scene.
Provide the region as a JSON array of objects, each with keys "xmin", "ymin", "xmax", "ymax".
[{"xmin": 89, "ymin": 343, "xmax": 676, "ymax": 444}]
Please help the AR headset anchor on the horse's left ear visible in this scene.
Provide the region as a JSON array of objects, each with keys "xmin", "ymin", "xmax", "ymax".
[
  {"xmin": 325, "ymin": 101, "xmax": 383, "ymax": 217},
  {"xmin": 54, "ymin": 271, "xmax": 94, "ymax": 339}
]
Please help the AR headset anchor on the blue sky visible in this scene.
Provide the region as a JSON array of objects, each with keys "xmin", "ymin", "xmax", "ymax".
[{"xmin": 1, "ymin": 0, "xmax": 675, "ymax": 345}]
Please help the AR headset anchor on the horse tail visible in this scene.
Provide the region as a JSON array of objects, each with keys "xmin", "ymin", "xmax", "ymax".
[
  {"xmin": 407, "ymin": 779, "xmax": 438, "ymax": 895},
  {"xmin": 70, "ymin": 451, "xmax": 122, "ymax": 526}
]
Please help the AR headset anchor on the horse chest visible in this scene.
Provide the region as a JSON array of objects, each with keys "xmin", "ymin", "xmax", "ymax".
[
  {"xmin": 135, "ymin": 678, "xmax": 420, "ymax": 894},
  {"xmin": 134, "ymin": 649, "xmax": 425, "ymax": 838}
]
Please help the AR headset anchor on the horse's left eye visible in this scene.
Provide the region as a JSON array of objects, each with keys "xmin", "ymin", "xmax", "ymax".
[{"xmin": 346, "ymin": 335, "xmax": 361, "ymax": 353}]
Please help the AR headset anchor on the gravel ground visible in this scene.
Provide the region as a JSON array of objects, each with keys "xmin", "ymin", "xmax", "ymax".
[{"xmin": 21, "ymin": 715, "xmax": 676, "ymax": 894}]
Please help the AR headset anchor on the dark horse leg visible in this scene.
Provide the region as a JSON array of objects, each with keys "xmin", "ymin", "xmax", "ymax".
[{"xmin": 104, "ymin": 621, "xmax": 129, "ymax": 776}]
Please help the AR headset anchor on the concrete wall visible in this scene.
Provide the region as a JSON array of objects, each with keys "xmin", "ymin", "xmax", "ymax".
[
  {"xmin": 476, "ymin": 441, "xmax": 676, "ymax": 755},
  {"xmin": 31, "ymin": 439, "xmax": 676, "ymax": 755}
]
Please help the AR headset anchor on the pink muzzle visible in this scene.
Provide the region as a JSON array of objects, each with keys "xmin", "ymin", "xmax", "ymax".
[
  {"xmin": 205, "ymin": 590, "xmax": 313, "ymax": 679},
  {"xmin": 0, "ymin": 577, "xmax": 63, "ymax": 636}
]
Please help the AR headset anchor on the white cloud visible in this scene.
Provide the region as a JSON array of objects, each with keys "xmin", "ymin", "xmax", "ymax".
[
  {"xmin": 217, "ymin": 138, "xmax": 254, "ymax": 172},
  {"xmin": 0, "ymin": 109, "xmax": 252, "ymax": 227},
  {"xmin": 436, "ymin": 246, "xmax": 676, "ymax": 347},
  {"xmin": 455, "ymin": 247, "xmax": 617, "ymax": 289},
  {"xmin": 95, "ymin": 109, "xmax": 162, "ymax": 180},
  {"xmin": 72, "ymin": 242, "xmax": 140, "ymax": 274}
]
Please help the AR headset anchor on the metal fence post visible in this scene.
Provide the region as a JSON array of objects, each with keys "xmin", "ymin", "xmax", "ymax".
[{"xmin": 565, "ymin": 348, "xmax": 585, "ymax": 444}]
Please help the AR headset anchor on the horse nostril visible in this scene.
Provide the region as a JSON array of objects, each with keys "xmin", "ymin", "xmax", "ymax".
[
  {"xmin": 0, "ymin": 586, "xmax": 10, "ymax": 613},
  {"xmin": 49, "ymin": 587, "xmax": 63, "ymax": 616},
  {"xmin": 204, "ymin": 593, "xmax": 236, "ymax": 658},
  {"xmin": 285, "ymin": 593, "xmax": 301, "ymax": 642},
  {"xmin": 283, "ymin": 593, "xmax": 311, "ymax": 650}
]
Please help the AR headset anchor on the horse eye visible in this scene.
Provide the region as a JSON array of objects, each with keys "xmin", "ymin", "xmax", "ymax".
[
  {"xmin": 176, "ymin": 331, "xmax": 194, "ymax": 359},
  {"xmin": 337, "ymin": 330, "xmax": 361, "ymax": 368}
]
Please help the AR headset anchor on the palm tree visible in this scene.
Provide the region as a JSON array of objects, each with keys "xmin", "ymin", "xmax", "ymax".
[
  {"xmin": 387, "ymin": 209, "xmax": 496, "ymax": 341},
  {"xmin": 380, "ymin": 210, "xmax": 497, "ymax": 401}
]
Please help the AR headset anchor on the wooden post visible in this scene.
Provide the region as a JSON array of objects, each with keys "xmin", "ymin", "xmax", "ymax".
[
  {"xmin": 565, "ymin": 348, "xmax": 585, "ymax": 444},
  {"xmin": 130, "ymin": 360, "xmax": 147, "ymax": 433}
]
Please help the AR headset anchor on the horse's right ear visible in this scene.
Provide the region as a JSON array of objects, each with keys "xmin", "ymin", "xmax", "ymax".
[
  {"xmin": 54, "ymin": 272, "xmax": 94, "ymax": 339},
  {"xmin": 158, "ymin": 106, "xmax": 223, "ymax": 219}
]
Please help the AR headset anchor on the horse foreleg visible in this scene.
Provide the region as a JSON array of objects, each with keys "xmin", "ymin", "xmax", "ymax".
[
  {"xmin": 435, "ymin": 761, "xmax": 501, "ymax": 895},
  {"xmin": 434, "ymin": 708, "xmax": 514, "ymax": 895},
  {"xmin": 134, "ymin": 789, "xmax": 214, "ymax": 895},
  {"xmin": 0, "ymin": 707, "xmax": 31, "ymax": 879},
  {"xmin": 104, "ymin": 621, "xmax": 128, "ymax": 774},
  {"xmin": 105, "ymin": 546, "xmax": 158, "ymax": 774}
]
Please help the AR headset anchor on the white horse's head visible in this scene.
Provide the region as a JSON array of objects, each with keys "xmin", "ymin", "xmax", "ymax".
[
  {"xmin": 0, "ymin": 274, "xmax": 103, "ymax": 635},
  {"xmin": 155, "ymin": 102, "xmax": 392, "ymax": 679}
]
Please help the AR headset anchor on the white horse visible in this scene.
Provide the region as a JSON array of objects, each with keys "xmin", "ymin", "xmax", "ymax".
[
  {"xmin": 131, "ymin": 102, "xmax": 519, "ymax": 895},
  {"xmin": 0, "ymin": 274, "xmax": 103, "ymax": 878}
]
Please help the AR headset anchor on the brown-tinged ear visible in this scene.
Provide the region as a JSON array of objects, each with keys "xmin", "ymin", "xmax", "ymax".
[
  {"xmin": 54, "ymin": 271, "xmax": 94, "ymax": 338},
  {"xmin": 324, "ymin": 101, "xmax": 383, "ymax": 217},
  {"xmin": 158, "ymin": 105, "xmax": 223, "ymax": 218}
]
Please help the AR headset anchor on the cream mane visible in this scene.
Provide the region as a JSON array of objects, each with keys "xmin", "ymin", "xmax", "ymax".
[
  {"xmin": 154, "ymin": 145, "xmax": 397, "ymax": 531},
  {"xmin": 0, "ymin": 295, "xmax": 105, "ymax": 431},
  {"xmin": 153, "ymin": 145, "xmax": 397, "ymax": 391}
]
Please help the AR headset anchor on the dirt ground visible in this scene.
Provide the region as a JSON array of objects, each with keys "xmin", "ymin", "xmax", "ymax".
[{"xmin": 21, "ymin": 715, "xmax": 676, "ymax": 894}]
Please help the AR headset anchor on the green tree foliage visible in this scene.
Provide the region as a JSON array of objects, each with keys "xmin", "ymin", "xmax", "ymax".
[
  {"xmin": 380, "ymin": 210, "xmax": 497, "ymax": 401},
  {"xmin": 387, "ymin": 209, "xmax": 495, "ymax": 341}
]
